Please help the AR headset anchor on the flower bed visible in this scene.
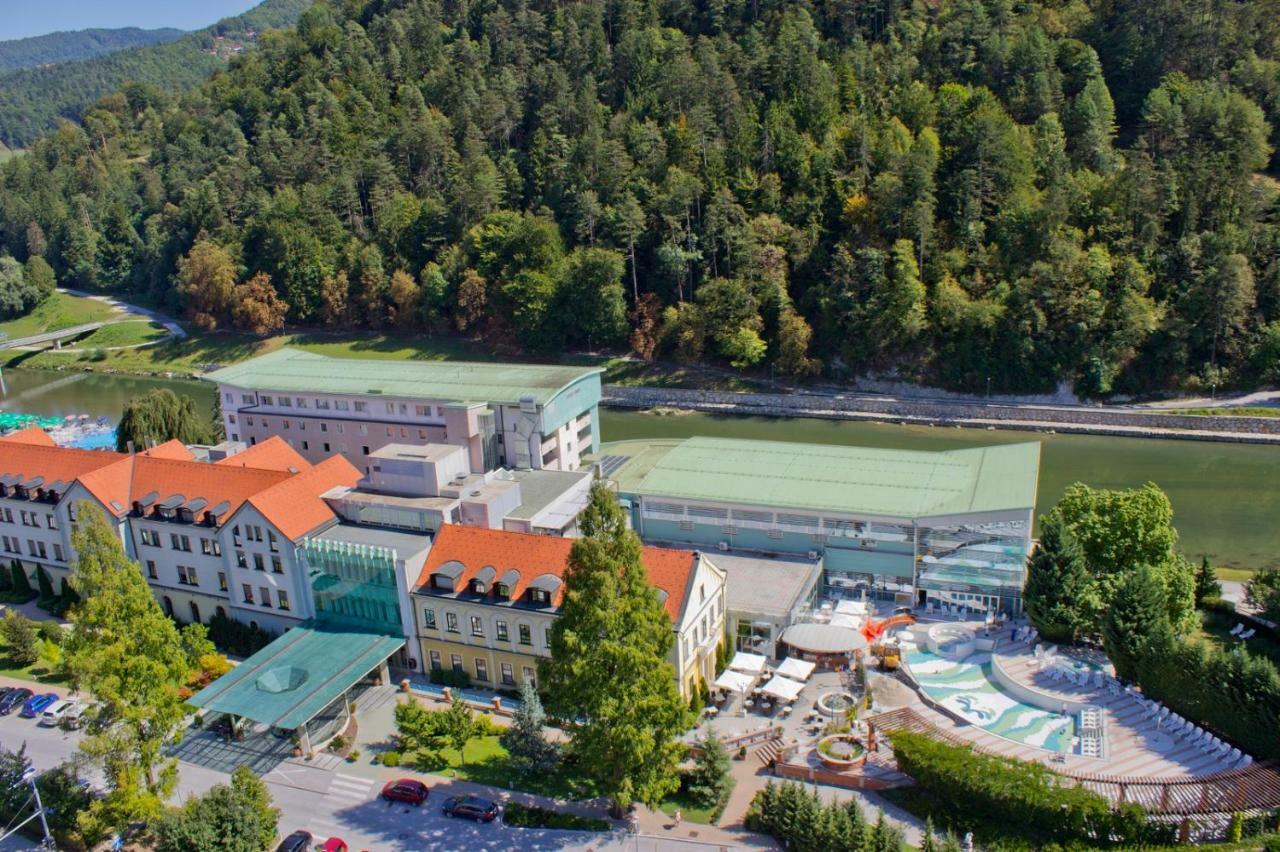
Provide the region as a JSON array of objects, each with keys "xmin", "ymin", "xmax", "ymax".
[{"xmin": 815, "ymin": 734, "xmax": 865, "ymax": 768}]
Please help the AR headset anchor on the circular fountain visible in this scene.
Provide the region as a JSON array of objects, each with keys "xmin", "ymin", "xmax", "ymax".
[
  {"xmin": 926, "ymin": 623, "xmax": 977, "ymax": 660},
  {"xmin": 816, "ymin": 690, "xmax": 856, "ymax": 718}
]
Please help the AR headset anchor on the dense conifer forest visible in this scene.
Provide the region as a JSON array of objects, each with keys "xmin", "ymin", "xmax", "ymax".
[
  {"xmin": 2, "ymin": 0, "xmax": 1279, "ymax": 395},
  {"xmin": 0, "ymin": 27, "xmax": 185, "ymax": 73}
]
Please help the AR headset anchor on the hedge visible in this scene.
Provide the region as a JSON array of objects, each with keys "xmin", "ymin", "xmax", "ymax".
[
  {"xmin": 889, "ymin": 731, "xmax": 1172, "ymax": 846},
  {"xmin": 1135, "ymin": 638, "xmax": 1280, "ymax": 759},
  {"xmin": 502, "ymin": 803, "xmax": 608, "ymax": 831}
]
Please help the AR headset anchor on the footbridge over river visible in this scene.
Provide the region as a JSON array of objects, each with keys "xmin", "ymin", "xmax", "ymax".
[{"xmin": 0, "ymin": 322, "xmax": 107, "ymax": 351}]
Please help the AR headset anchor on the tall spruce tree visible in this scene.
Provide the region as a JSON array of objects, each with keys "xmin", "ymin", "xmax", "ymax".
[
  {"xmin": 1023, "ymin": 515, "xmax": 1094, "ymax": 643},
  {"xmin": 499, "ymin": 679, "xmax": 558, "ymax": 778},
  {"xmin": 686, "ymin": 729, "xmax": 734, "ymax": 810},
  {"xmin": 1102, "ymin": 563, "xmax": 1172, "ymax": 681},
  {"xmin": 539, "ymin": 483, "xmax": 690, "ymax": 815},
  {"xmin": 1194, "ymin": 556, "xmax": 1222, "ymax": 605}
]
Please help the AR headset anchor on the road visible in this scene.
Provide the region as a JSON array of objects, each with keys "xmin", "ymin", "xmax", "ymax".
[{"xmin": 0, "ymin": 709, "xmax": 735, "ymax": 851}]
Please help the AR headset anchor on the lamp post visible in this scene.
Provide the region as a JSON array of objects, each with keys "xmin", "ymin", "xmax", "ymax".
[
  {"xmin": 986, "ymin": 376, "xmax": 991, "ymax": 400},
  {"xmin": 22, "ymin": 769, "xmax": 54, "ymax": 850}
]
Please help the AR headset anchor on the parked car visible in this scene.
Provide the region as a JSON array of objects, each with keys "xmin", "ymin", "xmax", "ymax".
[
  {"xmin": 381, "ymin": 778, "xmax": 429, "ymax": 806},
  {"xmin": 318, "ymin": 838, "xmax": 348, "ymax": 852},
  {"xmin": 38, "ymin": 699, "xmax": 74, "ymax": 726},
  {"xmin": 274, "ymin": 830, "xmax": 313, "ymax": 852},
  {"xmin": 20, "ymin": 692, "xmax": 58, "ymax": 719},
  {"xmin": 442, "ymin": 794, "xmax": 499, "ymax": 822},
  {"xmin": 0, "ymin": 688, "xmax": 32, "ymax": 716},
  {"xmin": 62, "ymin": 701, "xmax": 87, "ymax": 729}
]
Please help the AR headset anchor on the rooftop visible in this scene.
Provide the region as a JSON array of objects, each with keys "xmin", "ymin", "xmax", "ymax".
[
  {"xmin": 600, "ymin": 436, "xmax": 1040, "ymax": 519},
  {"xmin": 414, "ymin": 524, "xmax": 698, "ymax": 621},
  {"xmin": 187, "ymin": 621, "xmax": 404, "ymax": 729},
  {"xmin": 714, "ymin": 553, "xmax": 824, "ymax": 620},
  {"xmin": 505, "ymin": 468, "xmax": 592, "ymax": 521},
  {"xmin": 205, "ymin": 348, "xmax": 602, "ymax": 406},
  {"xmin": 313, "ymin": 522, "xmax": 431, "ymax": 558}
]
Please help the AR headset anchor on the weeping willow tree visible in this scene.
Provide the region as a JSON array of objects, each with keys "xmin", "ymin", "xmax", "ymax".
[{"xmin": 115, "ymin": 389, "xmax": 213, "ymax": 452}]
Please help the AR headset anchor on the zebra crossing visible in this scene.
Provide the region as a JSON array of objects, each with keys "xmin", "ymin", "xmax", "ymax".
[{"xmin": 327, "ymin": 773, "xmax": 377, "ymax": 807}]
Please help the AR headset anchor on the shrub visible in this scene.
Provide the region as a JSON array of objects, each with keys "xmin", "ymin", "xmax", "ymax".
[
  {"xmin": 37, "ymin": 620, "xmax": 63, "ymax": 643},
  {"xmin": 347, "ymin": 749, "xmax": 360, "ymax": 763},
  {"xmin": 329, "ymin": 735, "xmax": 346, "ymax": 752},
  {"xmin": 427, "ymin": 668, "xmax": 472, "ymax": 689},
  {"xmin": 34, "ymin": 565, "xmax": 54, "ymax": 604},
  {"xmin": 0, "ymin": 611, "xmax": 38, "ymax": 666},
  {"xmin": 380, "ymin": 750, "xmax": 401, "ymax": 767},
  {"xmin": 746, "ymin": 780, "xmax": 898, "ymax": 850},
  {"xmin": 889, "ymin": 731, "xmax": 1171, "ymax": 846},
  {"xmin": 412, "ymin": 749, "xmax": 448, "ymax": 772},
  {"xmin": 502, "ymin": 803, "xmax": 608, "ymax": 831},
  {"xmin": 206, "ymin": 611, "xmax": 275, "ymax": 657},
  {"xmin": 8, "ymin": 561, "xmax": 33, "ymax": 600}
]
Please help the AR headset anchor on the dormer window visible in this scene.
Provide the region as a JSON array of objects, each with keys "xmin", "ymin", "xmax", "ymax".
[
  {"xmin": 471, "ymin": 581, "xmax": 486, "ymax": 595},
  {"xmin": 495, "ymin": 584, "xmax": 509, "ymax": 599},
  {"xmin": 529, "ymin": 588, "xmax": 550, "ymax": 605}
]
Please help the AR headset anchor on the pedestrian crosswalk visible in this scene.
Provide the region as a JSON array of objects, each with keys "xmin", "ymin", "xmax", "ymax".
[{"xmin": 326, "ymin": 773, "xmax": 376, "ymax": 807}]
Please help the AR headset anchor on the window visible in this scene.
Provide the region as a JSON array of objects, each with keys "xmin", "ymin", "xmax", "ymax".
[
  {"xmin": 146, "ymin": 560, "xmax": 158, "ymax": 579},
  {"xmin": 228, "ymin": 414, "xmax": 237, "ymax": 425},
  {"xmin": 282, "ymin": 420, "xmax": 291, "ymax": 430},
  {"xmin": 301, "ymin": 441, "xmax": 309, "ymax": 451},
  {"xmin": 296, "ymin": 397, "xmax": 308, "ymax": 408},
  {"xmin": 362, "ymin": 446, "xmax": 370, "ymax": 456},
  {"xmin": 268, "ymin": 530, "xmax": 279, "ymax": 552},
  {"xmin": 260, "ymin": 395, "xmax": 273, "ymax": 405},
  {"xmin": 353, "ymin": 401, "xmax": 367, "ymax": 413},
  {"xmin": 323, "ymin": 443, "xmax": 331, "ymax": 453},
  {"xmin": 316, "ymin": 399, "xmax": 330, "ymax": 410},
  {"xmin": 529, "ymin": 588, "xmax": 550, "ymax": 605},
  {"xmin": 140, "ymin": 529, "xmax": 160, "ymax": 547},
  {"xmin": 241, "ymin": 394, "xmax": 255, "ymax": 404},
  {"xmin": 45, "ymin": 514, "xmax": 56, "ymax": 529},
  {"xmin": 35, "ymin": 541, "xmax": 47, "ymax": 559},
  {"xmin": 474, "ymin": 659, "xmax": 489, "ymax": 681},
  {"xmin": 496, "ymin": 621, "xmax": 508, "ymax": 641},
  {"xmin": 429, "ymin": 650, "xmax": 442, "ymax": 671},
  {"xmin": 246, "ymin": 416, "xmax": 255, "ymax": 427},
  {"xmin": 336, "ymin": 424, "xmax": 344, "ymax": 434},
  {"xmin": 242, "ymin": 584, "xmax": 254, "ymax": 604},
  {"xmin": 253, "ymin": 553, "xmax": 265, "ymax": 571},
  {"xmin": 271, "ymin": 556, "xmax": 283, "ymax": 574},
  {"xmin": 335, "ymin": 400, "xmax": 350, "ymax": 411},
  {"xmin": 201, "ymin": 537, "xmax": 220, "ymax": 556},
  {"xmin": 248, "ymin": 526, "xmax": 264, "ymax": 542},
  {"xmin": 500, "ymin": 663, "xmax": 515, "ymax": 685},
  {"xmin": 522, "ymin": 666, "xmax": 536, "ymax": 687},
  {"xmin": 218, "ymin": 571, "xmax": 228, "ymax": 591},
  {"xmin": 423, "ymin": 608, "xmax": 436, "ymax": 629},
  {"xmin": 224, "ymin": 392, "xmax": 233, "ymax": 403},
  {"xmin": 177, "ymin": 565, "xmax": 198, "ymax": 586},
  {"xmin": 277, "ymin": 590, "xmax": 290, "ymax": 611},
  {"xmin": 518, "ymin": 624, "xmax": 532, "ymax": 645},
  {"xmin": 170, "ymin": 533, "xmax": 192, "ymax": 552},
  {"xmin": 259, "ymin": 586, "xmax": 271, "ymax": 607},
  {"xmin": 470, "ymin": 616, "xmax": 484, "ymax": 637},
  {"xmin": 52, "ymin": 543, "xmax": 64, "ymax": 562},
  {"xmin": 544, "ymin": 627, "xmax": 552, "ymax": 648},
  {"xmin": 415, "ymin": 405, "xmax": 429, "ymax": 417},
  {"xmin": 450, "ymin": 654, "xmax": 463, "ymax": 673},
  {"xmin": 386, "ymin": 402, "xmax": 395, "ymax": 414},
  {"xmin": 236, "ymin": 550, "xmax": 247, "ymax": 568},
  {"xmin": 279, "ymin": 396, "xmax": 292, "ymax": 407},
  {"xmin": 445, "ymin": 612, "xmax": 459, "ymax": 633}
]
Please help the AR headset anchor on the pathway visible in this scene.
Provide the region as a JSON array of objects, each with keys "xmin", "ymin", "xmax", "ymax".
[{"xmin": 57, "ymin": 287, "xmax": 187, "ymax": 340}]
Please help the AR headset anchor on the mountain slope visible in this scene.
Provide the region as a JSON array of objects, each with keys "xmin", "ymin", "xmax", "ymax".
[
  {"xmin": 0, "ymin": 0, "xmax": 310, "ymax": 148},
  {"xmin": 1, "ymin": 0, "xmax": 1278, "ymax": 396},
  {"xmin": 0, "ymin": 27, "xmax": 185, "ymax": 72}
]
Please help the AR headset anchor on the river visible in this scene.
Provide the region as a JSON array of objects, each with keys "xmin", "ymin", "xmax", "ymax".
[{"xmin": 0, "ymin": 367, "xmax": 1274, "ymax": 570}]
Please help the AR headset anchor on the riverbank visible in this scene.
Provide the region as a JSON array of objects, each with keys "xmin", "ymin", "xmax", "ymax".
[{"xmin": 602, "ymin": 387, "xmax": 1280, "ymax": 445}]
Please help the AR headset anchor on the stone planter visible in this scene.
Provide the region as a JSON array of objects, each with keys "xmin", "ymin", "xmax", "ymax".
[{"xmin": 815, "ymin": 734, "xmax": 866, "ymax": 770}]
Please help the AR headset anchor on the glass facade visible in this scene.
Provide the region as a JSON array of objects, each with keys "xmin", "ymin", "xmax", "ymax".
[
  {"xmin": 303, "ymin": 538, "xmax": 403, "ymax": 634},
  {"xmin": 915, "ymin": 518, "xmax": 1030, "ymax": 611}
]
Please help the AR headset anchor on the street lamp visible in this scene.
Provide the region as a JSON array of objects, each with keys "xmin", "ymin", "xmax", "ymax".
[
  {"xmin": 21, "ymin": 768, "xmax": 54, "ymax": 850},
  {"xmin": 986, "ymin": 376, "xmax": 991, "ymax": 401}
]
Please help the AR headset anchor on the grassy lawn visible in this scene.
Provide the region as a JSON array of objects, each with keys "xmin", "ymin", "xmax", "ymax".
[
  {"xmin": 0, "ymin": 632, "xmax": 70, "ymax": 687},
  {"xmin": 0, "ymin": 291, "xmax": 123, "ymax": 340},
  {"xmin": 1215, "ymin": 566, "xmax": 1256, "ymax": 583},
  {"xmin": 1166, "ymin": 406, "xmax": 1280, "ymax": 418},
  {"xmin": 69, "ymin": 320, "xmax": 169, "ymax": 350},
  {"xmin": 657, "ymin": 790, "xmax": 720, "ymax": 825},
  {"xmin": 1195, "ymin": 608, "xmax": 1280, "ymax": 668},
  {"xmin": 413, "ymin": 735, "xmax": 598, "ymax": 801}
]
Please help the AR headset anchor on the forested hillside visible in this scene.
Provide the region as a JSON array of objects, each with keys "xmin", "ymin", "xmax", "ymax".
[
  {"xmin": 0, "ymin": 0, "xmax": 310, "ymax": 148},
  {"xmin": 2, "ymin": 0, "xmax": 1279, "ymax": 395},
  {"xmin": 0, "ymin": 27, "xmax": 184, "ymax": 73}
]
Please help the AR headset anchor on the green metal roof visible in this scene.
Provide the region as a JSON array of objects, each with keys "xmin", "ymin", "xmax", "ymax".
[
  {"xmin": 187, "ymin": 621, "xmax": 403, "ymax": 729},
  {"xmin": 204, "ymin": 348, "xmax": 602, "ymax": 406},
  {"xmin": 603, "ymin": 436, "xmax": 1040, "ymax": 520}
]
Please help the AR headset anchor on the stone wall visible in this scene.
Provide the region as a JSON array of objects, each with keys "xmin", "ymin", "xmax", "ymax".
[{"xmin": 601, "ymin": 386, "xmax": 1280, "ymax": 444}]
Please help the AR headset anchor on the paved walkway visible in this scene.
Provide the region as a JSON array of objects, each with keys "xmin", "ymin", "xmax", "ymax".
[{"xmin": 58, "ymin": 287, "xmax": 187, "ymax": 340}]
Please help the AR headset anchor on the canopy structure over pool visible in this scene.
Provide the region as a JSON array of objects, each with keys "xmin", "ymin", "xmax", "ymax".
[
  {"xmin": 188, "ymin": 621, "xmax": 404, "ymax": 730},
  {"xmin": 781, "ymin": 623, "xmax": 869, "ymax": 655}
]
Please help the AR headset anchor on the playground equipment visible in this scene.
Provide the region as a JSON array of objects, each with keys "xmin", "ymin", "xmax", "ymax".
[
  {"xmin": 861, "ymin": 613, "xmax": 916, "ymax": 644},
  {"xmin": 870, "ymin": 639, "xmax": 902, "ymax": 670}
]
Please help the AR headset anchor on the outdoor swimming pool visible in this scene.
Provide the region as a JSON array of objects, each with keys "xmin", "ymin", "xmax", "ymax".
[{"xmin": 905, "ymin": 647, "xmax": 1075, "ymax": 752}]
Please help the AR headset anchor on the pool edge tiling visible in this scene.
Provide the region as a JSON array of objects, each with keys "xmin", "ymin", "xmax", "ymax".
[{"xmin": 905, "ymin": 647, "xmax": 1075, "ymax": 753}]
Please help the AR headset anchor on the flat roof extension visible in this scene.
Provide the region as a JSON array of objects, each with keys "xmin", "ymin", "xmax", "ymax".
[
  {"xmin": 205, "ymin": 348, "xmax": 602, "ymax": 406},
  {"xmin": 604, "ymin": 436, "xmax": 1040, "ymax": 520}
]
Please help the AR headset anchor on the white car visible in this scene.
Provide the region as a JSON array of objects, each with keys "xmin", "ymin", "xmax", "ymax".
[{"xmin": 38, "ymin": 699, "xmax": 77, "ymax": 727}]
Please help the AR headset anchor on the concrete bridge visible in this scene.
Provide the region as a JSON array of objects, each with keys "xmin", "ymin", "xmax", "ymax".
[{"xmin": 0, "ymin": 322, "xmax": 106, "ymax": 351}]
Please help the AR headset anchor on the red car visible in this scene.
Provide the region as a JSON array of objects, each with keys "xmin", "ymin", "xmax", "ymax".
[
  {"xmin": 319, "ymin": 840, "xmax": 347, "ymax": 852},
  {"xmin": 381, "ymin": 778, "xmax": 429, "ymax": 806}
]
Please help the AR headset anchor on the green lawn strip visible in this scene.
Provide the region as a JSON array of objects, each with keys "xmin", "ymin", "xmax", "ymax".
[
  {"xmin": 1195, "ymin": 608, "xmax": 1280, "ymax": 668},
  {"xmin": 71, "ymin": 320, "xmax": 169, "ymax": 349},
  {"xmin": 0, "ymin": 292, "xmax": 123, "ymax": 340},
  {"xmin": 657, "ymin": 790, "xmax": 719, "ymax": 825},
  {"xmin": 416, "ymin": 735, "xmax": 597, "ymax": 801},
  {"xmin": 1162, "ymin": 407, "xmax": 1280, "ymax": 418},
  {"xmin": 1215, "ymin": 567, "xmax": 1256, "ymax": 583},
  {"xmin": 0, "ymin": 636, "xmax": 70, "ymax": 686}
]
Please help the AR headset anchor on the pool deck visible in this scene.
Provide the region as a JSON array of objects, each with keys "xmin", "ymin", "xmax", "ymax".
[{"xmin": 899, "ymin": 625, "xmax": 1238, "ymax": 779}]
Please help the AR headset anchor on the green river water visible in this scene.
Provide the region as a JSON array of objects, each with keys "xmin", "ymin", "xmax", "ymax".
[{"xmin": 0, "ymin": 367, "xmax": 1275, "ymax": 570}]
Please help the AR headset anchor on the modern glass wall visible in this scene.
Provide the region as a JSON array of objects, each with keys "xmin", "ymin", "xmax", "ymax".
[
  {"xmin": 915, "ymin": 518, "xmax": 1031, "ymax": 612},
  {"xmin": 303, "ymin": 539, "xmax": 402, "ymax": 634}
]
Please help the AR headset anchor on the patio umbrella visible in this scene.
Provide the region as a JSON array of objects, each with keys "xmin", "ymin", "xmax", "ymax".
[
  {"xmin": 727, "ymin": 651, "xmax": 767, "ymax": 676},
  {"xmin": 774, "ymin": 657, "xmax": 816, "ymax": 682}
]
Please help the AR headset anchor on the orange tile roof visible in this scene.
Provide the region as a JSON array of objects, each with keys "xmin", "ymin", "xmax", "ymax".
[
  {"xmin": 140, "ymin": 439, "xmax": 195, "ymax": 461},
  {"xmin": 128, "ymin": 457, "xmax": 292, "ymax": 522},
  {"xmin": 246, "ymin": 454, "xmax": 361, "ymax": 540},
  {"xmin": 0, "ymin": 443, "xmax": 127, "ymax": 494},
  {"xmin": 0, "ymin": 427, "xmax": 57, "ymax": 447},
  {"xmin": 414, "ymin": 525, "xmax": 698, "ymax": 620},
  {"xmin": 215, "ymin": 436, "xmax": 310, "ymax": 472}
]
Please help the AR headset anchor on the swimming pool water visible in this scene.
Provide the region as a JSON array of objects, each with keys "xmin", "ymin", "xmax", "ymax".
[{"xmin": 906, "ymin": 647, "xmax": 1075, "ymax": 752}]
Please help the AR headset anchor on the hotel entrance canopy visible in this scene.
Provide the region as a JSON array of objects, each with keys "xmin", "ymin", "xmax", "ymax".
[{"xmin": 189, "ymin": 621, "xmax": 403, "ymax": 730}]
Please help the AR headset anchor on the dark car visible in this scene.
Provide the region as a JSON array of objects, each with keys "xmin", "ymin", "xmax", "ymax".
[
  {"xmin": 21, "ymin": 693, "xmax": 59, "ymax": 719},
  {"xmin": 381, "ymin": 778, "xmax": 429, "ymax": 806},
  {"xmin": 442, "ymin": 795, "xmax": 499, "ymax": 823},
  {"xmin": 0, "ymin": 688, "xmax": 33, "ymax": 716},
  {"xmin": 275, "ymin": 830, "xmax": 313, "ymax": 852}
]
